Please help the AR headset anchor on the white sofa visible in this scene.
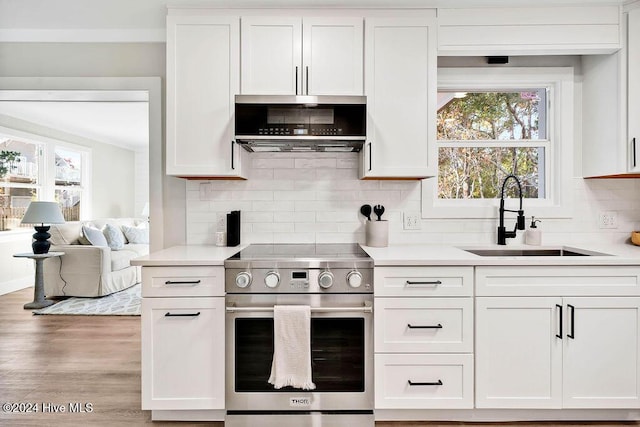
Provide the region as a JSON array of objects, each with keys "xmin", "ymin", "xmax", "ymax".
[{"xmin": 43, "ymin": 218, "xmax": 149, "ymax": 297}]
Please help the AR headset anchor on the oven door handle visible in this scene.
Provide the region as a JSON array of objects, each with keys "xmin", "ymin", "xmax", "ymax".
[{"xmin": 226, "ymin": 303, "xmax": 372, "ymax": 313}]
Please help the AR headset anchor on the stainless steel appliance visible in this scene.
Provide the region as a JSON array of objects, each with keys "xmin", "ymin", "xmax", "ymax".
[
  {"xmin": 234, "ymin": 95, "xmax": 366, "ymax": 152},
  {"xmin": 224, "ymin": 244, "xmax": 374, "ymax": 427}
]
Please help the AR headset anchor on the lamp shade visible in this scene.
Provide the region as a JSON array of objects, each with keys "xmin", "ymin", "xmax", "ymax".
[{"xmin": 21, "ymin": 201, "xmax": 66, "ymax": 225}]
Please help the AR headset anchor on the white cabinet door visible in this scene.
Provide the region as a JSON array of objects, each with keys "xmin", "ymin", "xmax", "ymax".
[
  {"xmin": 562, "ymin": 297, "xmax": 640, "ymax": 408},
  {"xmin": 361, "ymin": 17, "xmax": 436, "ymax": 179},
  {"xmin": 302, "ymin": 17, "xmax": 363, "ymax": 95},
  {"xmin": 475, "ymin": 297, "xmax": 563, "ymax": 409},
  {"xmin": 241, "ymin": 17, "xmax": 363, "ymax": 96},
  {"xmin": 142, "ymin": 297, "xmax": 225, "ymax": 410},
  {"xmin": 241, "ymin": 17, "xmax": 302, "ymax": 95},
  {"xmin": 166, "ymin": 15, "xmax": 243, "ymax": 178},
  {"xmin": 628, "ymin": 8, "xmax": 640, "ymax": 173}
]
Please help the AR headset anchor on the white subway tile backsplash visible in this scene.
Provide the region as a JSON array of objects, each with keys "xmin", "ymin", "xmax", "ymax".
[{"xmin": 185, "ymin": 153, "xmax": 640, "ymax": 245}]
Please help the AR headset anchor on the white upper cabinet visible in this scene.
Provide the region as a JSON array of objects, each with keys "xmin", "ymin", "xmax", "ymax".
[
  {"xmin": 583, "ymin": 7, "xmax": 640, "ymax": 177},
  {"xmin": 166, "ymin": 15, "xmax": 245, "ymax": 178},
  {"xmin": 628, "ymin": 8, "xmax": 640, "ymax": 173},
  {"xmin": 241, "ymin": 16, "xmax": 363, "ymax": 95},
  {"xmin": 438, "ymin": 6, "xmax": 621, "ymax": 56},
  {"xmin": 361, "ymin": 16, "xmax": 437, "ymax": 179}
]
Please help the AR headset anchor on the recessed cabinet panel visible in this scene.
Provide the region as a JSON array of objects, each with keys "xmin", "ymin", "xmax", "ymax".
[
  {"xmin": 362, "ymin": 17, "xmax": 436, "ymax": 179},
  {"xmin": 562, "ymin": 297, "xmax": 640, "ymax": 408},
  {"xmin": 375, "ymin": 353, "xmax": 473, "ymax": 409},
  {"xmin": 166, "ymin": 15, "xmax": 243, "ymax": 178},
  {"xmin": 241, "ymin": 17, "xmax": 302, "ymax": 95},
  {"xmin": 303, "ymin": 18, "xmax": 363, "ymax": 95},
  {"xmin": 628, "ymin": 9, "xmax": 640, "ymax": 173},
  {"xmin": 475, "ymin": 297, "xmax": 563, "ymax": 409},
  {"xmin": 142, "ymin": 297, "xmax": 225, "ymax": 410}
]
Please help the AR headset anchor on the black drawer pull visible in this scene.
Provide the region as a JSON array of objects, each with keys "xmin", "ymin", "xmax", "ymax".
[
  {"xmin": 408, "ymin": 323, "xmax": 443, "ymax": 329},
  {"xmin": 405, "ymin": 280, "xmax": 442, "ymax": 286},
  {"xmin": 408, "ymin": 379, "xmax": 443, "ymax": 386},
  {"xmin": 165, "ymin": 312, "xmax": 201, "ymax": 317},
  {"xmin": 567, "ymin": 304, "xmax": 575, "ymax": 339},
  {"xmin": 164, "ymin": 280, "xmax": 201, "ymax": 285},
  {"xmin": 555, "ymin": 304, "xmax": 563, "ymax": 339}
]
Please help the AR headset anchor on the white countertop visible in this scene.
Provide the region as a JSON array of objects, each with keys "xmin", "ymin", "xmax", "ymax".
[
  {"xmin": 132, "ymin": 242, "xmax": 640, "ymax": 267},
  {"xmin": 131, "ymin": 244, "xmax": 247, "ymax": 266},
  {"xmin": 360, "ymin": 243, "xmax": 640, "ymax": 266}
]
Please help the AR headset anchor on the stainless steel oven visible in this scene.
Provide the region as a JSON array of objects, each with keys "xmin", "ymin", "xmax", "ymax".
[{"xmin": 224, "ymin": 244, "xmax": 374, "ymax": 427}]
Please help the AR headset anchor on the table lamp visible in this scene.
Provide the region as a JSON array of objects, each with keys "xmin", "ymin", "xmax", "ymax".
[{"xmin": 20, "ymin": 201, "xmax": 66, "ymax": 254}]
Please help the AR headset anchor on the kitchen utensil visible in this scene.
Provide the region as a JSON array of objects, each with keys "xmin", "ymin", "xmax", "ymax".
[
  {"xmin": 360, "ymin": 204, "xmax": 372, "ymax": 221},
  {"xmin": 373, "ymin": 204, "xmax": 385, "ymax": 221}
]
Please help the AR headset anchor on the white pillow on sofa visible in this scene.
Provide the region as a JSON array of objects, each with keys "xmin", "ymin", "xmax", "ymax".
[
  {"xmin": 103, "ymin": 223, "xmax": 125, "ymax": 250},
  {"xmin": 122, "ymin": 224, "xmax": 149, "ymax": 244},
  {"xmin": 81, "ymin": 225, "xmax": 109, "ymax": 247}
]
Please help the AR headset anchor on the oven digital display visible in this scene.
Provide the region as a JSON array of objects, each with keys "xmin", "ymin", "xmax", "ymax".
[{"xmin": 291, "ymin": 271, "xmax": 307, "ymax": 280}]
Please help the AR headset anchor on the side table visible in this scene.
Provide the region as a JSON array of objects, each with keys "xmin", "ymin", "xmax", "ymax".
[{"xmin": 13, "ymin": 252, "xmax": 65, "ymax": 309}]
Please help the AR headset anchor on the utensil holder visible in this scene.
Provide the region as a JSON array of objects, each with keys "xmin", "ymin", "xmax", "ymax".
[{"xmin": 366, "ymin": 220, "xmax": 388, "ymax": 247}]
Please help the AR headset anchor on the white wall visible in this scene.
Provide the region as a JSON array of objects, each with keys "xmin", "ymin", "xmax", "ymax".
[
  {"xmin": 135, "ymin": 148, "xmax": 150, "ymax": 217},
  {"xmin": 186, "ymin": 153, "xmax": 640, "ymax": 246}
]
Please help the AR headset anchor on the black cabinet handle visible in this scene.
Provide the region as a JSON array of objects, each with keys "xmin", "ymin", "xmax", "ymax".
[
  {"xmin": 408, "ymin": 323, "xmax": 442, "ymax": 329},
  {"xmin": 164, "ymin": 280, "xmax": 201, "ymax": 285},
  {"xmin": 368, "ymin": 142, "xmax": 372, "ymax": 171},
  {"xmin": 231, "ymin": 140, "xmax": 235, "ymax": 170},
  {"xmin": 633, "ymin": 137, "xmax": 637, "ymax": 168},
  {"xmin": 406, "ymin": 280, "xmax": 442, "ymax": 286},
  {"xmin": 165, "ymin": 312, "xmax": 201, "ymax": 317},
  {"xmin": 567, "ymin": 304, "xmax": 575, "ymax": 339},
  {"xmin": 295, "ymin": 66, "xmax": 299, "ymax": 94},
  {"xmin": 408, "ymin": 380, "xmax": 443, "ymax": 386},
  {"xmin": 306, "ymin": 66, "xmax": 309, "ymax": 95},
  {"xmin": 555, "ymin": 304, "xmax": 563, "ymax": 339}
]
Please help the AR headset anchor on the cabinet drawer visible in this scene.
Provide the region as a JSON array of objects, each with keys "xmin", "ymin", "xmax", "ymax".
[
  {"xmin": 375, "ymin": 298, "xmax": 473, "ymax": 353},
  {"xmin": 142, "ymin": 266, "xmax": 224, "ymax": 297},
  {"xmin": 476, "ymin": 266, "xmax": 640, "ymax": 297},
  {"xmin": 141, "ymin": 297, "xmax": 225, "ymax": 410},
  {"xmin": 374, "ymin": 267, "xmax": 473, "ymax": 297},
  {"xmin": 375, "ymin": 353, "xmax": 473, "ymax": 409}
]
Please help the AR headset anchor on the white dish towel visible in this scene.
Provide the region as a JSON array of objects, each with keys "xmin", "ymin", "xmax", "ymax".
[{"xmin": 268, "ymin": 305, "xmax": 316, "ymax": 390}]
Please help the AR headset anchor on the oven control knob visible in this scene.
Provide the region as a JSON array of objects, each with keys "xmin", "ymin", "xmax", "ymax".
[
  {"xmin": 264, "ymin": 271, "xmax": 280, "ymax": 289},
  {"xmin": 347, "ymin": 271, "xmax": 363, "ymax": 288},
  {"xmin": 235, "ymin": 271, "xmax": 252, "ymax": 289},
  {"xmin": 318, "ymin": 271, "xmax": 334, "ymax": 289}
]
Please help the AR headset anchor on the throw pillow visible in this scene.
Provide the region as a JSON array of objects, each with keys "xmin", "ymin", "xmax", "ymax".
[
  {"xmin": 103, "ymin": 223, "xmax": 125, "ymax": 250},
  {"xmin": 122, "ymin": 224, "xmax": 149, "ymax": 244},
  {"xmin": 81, "ymin": 225, "xmax": 109, "ymax": 247}
]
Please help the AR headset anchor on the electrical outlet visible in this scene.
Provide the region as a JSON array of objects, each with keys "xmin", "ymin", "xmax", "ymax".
[
  {"xmin": 598, "ymin": 211, "xmax": 618, "ymax": 229},
  {"xmin": 403, "ymin": 212, "xmax": 422, "ymax": 230}
]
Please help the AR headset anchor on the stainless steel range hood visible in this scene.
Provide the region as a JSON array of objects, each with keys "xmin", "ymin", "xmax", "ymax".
[{"xmin": 234, "ymin": 95, "xmax": 366, "ymax": 153}]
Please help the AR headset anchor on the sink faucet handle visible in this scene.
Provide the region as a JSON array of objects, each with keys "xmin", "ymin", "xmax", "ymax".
[{"xmin": 517, "ymin": 210, "xmax": 526, "ymax": 230}]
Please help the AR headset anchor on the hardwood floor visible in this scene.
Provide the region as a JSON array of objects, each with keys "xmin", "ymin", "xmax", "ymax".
[{"xmin": 1, "ymin": 287, "xmax": 639, "ymax": 427}]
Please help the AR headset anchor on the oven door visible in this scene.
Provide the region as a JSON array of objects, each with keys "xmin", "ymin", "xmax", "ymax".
[{"xmin": 225, "ymin": 293, "xmax": 373, "ymax": 412}]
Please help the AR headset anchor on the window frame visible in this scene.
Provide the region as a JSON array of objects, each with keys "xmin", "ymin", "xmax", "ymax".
[{"xmin": 421, "ymin": 67, "xmax": 574, "ymax": 219}]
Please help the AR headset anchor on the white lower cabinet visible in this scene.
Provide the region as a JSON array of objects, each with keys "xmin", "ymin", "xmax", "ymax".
[
  {"xmin": 141, "ymin": 297, "xmax": 225, "ymax": 410},
  {"xmin": 374, "ymin": 266, "xmax": 474, "ymax": 411},
  {"xmin": 141, "ymin": 265, "xmax": 225, "ymax": 413},
  {"xmin": 476, "ymin": 267, "xmax": 640, "ymax": 410}
]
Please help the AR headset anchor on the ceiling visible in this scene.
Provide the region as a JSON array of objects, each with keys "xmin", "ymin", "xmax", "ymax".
[{"xmin": 0, "ymin": 92, "xmax": 149, "ymax": 151}]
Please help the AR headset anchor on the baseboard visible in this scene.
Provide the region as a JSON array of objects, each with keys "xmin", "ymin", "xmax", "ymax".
[{"xmin": 0, "ymin": 276, "xmax": 32, "ymax": 296}]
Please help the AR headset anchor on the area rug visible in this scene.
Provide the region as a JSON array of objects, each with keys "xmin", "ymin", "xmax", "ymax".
[{"xmin": 33, "ymin": 284, "xmax": 141, "ymax": 316}]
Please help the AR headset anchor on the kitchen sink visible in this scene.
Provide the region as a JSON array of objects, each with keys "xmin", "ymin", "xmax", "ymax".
[{"xmin": 463, "ymin": 248, "xmax": 611, "ymax": 257}]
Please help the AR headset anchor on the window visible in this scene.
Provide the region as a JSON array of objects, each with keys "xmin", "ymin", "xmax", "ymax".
[
  {"xmin": 422, "ymin": 68, "xmax": 574, "ymax": 219},
  {"xmin": 0, "ymin": 133, "xmax": 90, "ymax": 231},
  {"xmin": 0, "ymin": 139, "xmax": 41, "ymax": 231}
]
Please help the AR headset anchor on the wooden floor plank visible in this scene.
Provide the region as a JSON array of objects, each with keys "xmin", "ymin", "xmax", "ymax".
[{"xmin": 1, "ymin": 286, "xmax": 638, "ymax": 426}]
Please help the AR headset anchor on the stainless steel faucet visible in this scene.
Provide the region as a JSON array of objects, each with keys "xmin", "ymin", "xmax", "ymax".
[{"xmin": 497, "ymin": 174, "xmax": 526, "ymax": 245}]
